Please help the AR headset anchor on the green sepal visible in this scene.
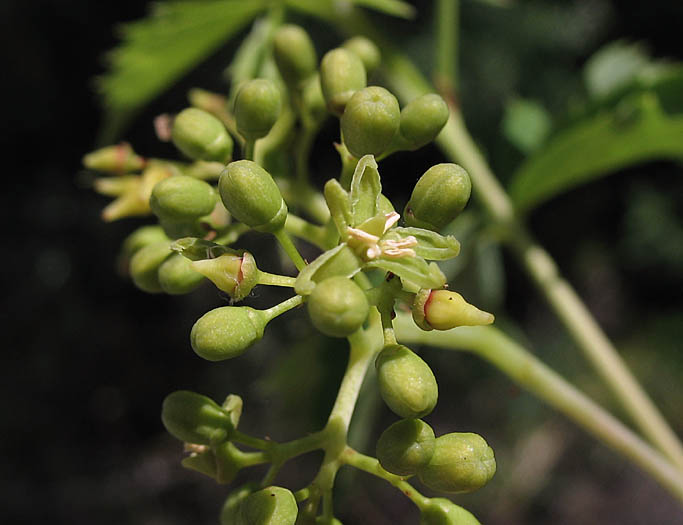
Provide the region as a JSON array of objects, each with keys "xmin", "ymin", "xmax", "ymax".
[
  {"xmin": 323, "ymin": 179, "xmax": 353, "ymax": 240},
  {"xmin": 294, "ymin": 243, "xmax": 362, "ymax": 296},
  {"xmin": 181, "ymin": 448, "xmax": 218, "ymax": 478},
  {"xmin": 161, "ymin": 390, "xmax": 234, "ymax": 445},
  {"xmin": 171, "ymin": 237, "xmax": 238, "ymax": 261},
  {"xmin": 365, "ymin": 256, "xmax": 446, "ymax": 291},
  {"xmin": 222, "ymin": 394, "xmax": 243, "ymax": 429},
  {"xmin": 350, "ymin": 154, "xmax": 382, "ymax": 226},
  {"xmin": 382, "ymin": 227, "xmax": 460, "ymax": 260}
]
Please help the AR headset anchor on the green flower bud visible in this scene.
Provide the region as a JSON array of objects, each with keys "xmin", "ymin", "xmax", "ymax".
[
  {"xmin": 320, "ymin": 48, "xmax": 367, "ymax": 116},
  {"xmin": 375, "ymin": 344, "xmax": 438, "ymax": 419},
  {"xmin": 412, "ymin": 289, "xmax": 494, "ymax": 331},
  {"xmin": 172, "ymin": 108, "xmax": 233, "ymax": 163},
  {"xmin": 150, "ymin": 175, "xmax": 218, "ymax": 223},
  {"xmin": 221, "ymin": 484, "xmax": 258, "ymax": 525},
  {"xmin": 404, "ymin": 164, "xmax": 471, "ymax": 231},
  {"xmin": 420, "ymin": 499, "xmax": 481, "ymax": 525},
  {"xmin": 158, "ymin": 253, "xmax": 205, "ymax": 295},
  {"xmin": 129, "ymin": 241, "xmax": 172, "ymax": 293},
  {"xmin": 342, "ymin": 36, "xmax": 381, "ymax": 74},
  {"xmin": 190, "ymin": 250, "xmax": 258, "ymax": 301},
  {"xmin": 398, "ymin": 94, "xmax": 449, "ymax": 150},
  {"xmin": 376, "ymin": 419, "xmax": 436, "ymax": 476},
  {"xmin": 273, "ymin": 25, "xmax": 317, "ymax": 86},
  {"xmin": 341, "ymin": 86, "xmax": 400, "ymax": 158},
  {"xmin": 307, "ymin": 276, "xmax": 369, "ymax": 337},
  {"xmin": 191, "ymin": 306, "xmax": 268, "ymax": 361},
  {"xmin": 83, "ymin": 142, "xmax": 145, "ymax": 174},
  {"xmin": 241, "ymin": 486, "xmax": 298, "ymax": 525},
  {"xmin": 234, "ymin": 79, "xmax": 282, "ymax": 141},
  {"xmin": 418, "ymin": 433, "xmax": 496, "ymax": 494},
  {"xmin": 161, "ymin": 390, "xmax": 233, "ymax": 445},
  {"xmin": 122, "ymin": 225, "xmax": 168, "ymax": 258},
  {"xmin": 219, "ymin": 160, "xmax": 287, "ymax": 232}
]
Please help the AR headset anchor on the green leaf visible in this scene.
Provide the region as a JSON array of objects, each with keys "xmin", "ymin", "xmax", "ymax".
[
  {"xmin": 351, "ymin": 0, "xmax": 415, "ymax": 19},
  {"xmin": 286, "ymin": 0, "xmax": 415, "ymax": 20},
  {"xmin": 350, "ymin": 155, "xmax": 382, "ymax": 226},
  {"xmin": 294, "ymin": 243, "xmax": 362, "ymax": 295},
  {"xmin": 383, "ymin": 227, "xmax": 460, "ymax": 260},
  {"xmin": 365, "ymin": 256, "xmax": 446, "ymax": 291},
  {"xmin": 509, "ymin": 91, "xmax": 683, "ymax": 212},
  {"xmin": 501, "ymin": 98, "xmax": 552, "ymax": 154},
  {"xmin": 584, "ymin": 41, "xmax": 650, "ymax": 99},
  {"xmin": 98, "ymin": 0, "xmax": 267, "ymax": 141}
]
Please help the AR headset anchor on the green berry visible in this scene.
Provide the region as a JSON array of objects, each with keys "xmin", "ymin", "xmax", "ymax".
[
  {"xmin": 307, "ymin": 276, "xmax": 369, "ymax": 337},
  {"xmin": 219, "ymin": 160, "xmax": 287, "ymax": 232},
  {"xmin": 375, "ymin": 344, "xmax": 438, "ymax": 419},
  {"xmin": 221, "ymin": 484, "xmax": 258, "ymax": 525},
  {"xmin": 190, "ymin": 251, "xmax": 258, "ymax": 301},
  {"xmin": 418, "ymin": 433, "xmax": 496, "ymax": 494},
  {"xmin": 412, "ymin": 289, "xmax": 494, "ymax": 331},
  {"xmin": 191, "ymin": 306, "xmax": 268, "ymax": 361},
  {"xmin": 420, "ymin": 499, "xmax": 481, "ymax": 525},
  {"xmin": 172, "ymin": 108, "xmax": 233, "ymax": 163},
  {"xmin": 404, "ymin": 164, "xmax": 471, "ymax": 231},
  {"xmin": 121, "ymin": 225, "xmax": 168, "ymax": 258},
  {"xmin": 129, "ymin": 241, "xmax": 172, "ymax": 293},
  {"xmin": 158, "ymin": 253, "xmax": 205, "ymax": 295},
  {"xmin": 398, "ymin": 94, "xmax": 449, "ymax": 150},
  {"xmin": 376, "ymin": 419, "xmax": 436, "ymax": 476},
  {"xmin": 320, "ymin": 48, "xmax": 367, "ymax": 116},
  {"xmin": 234, "ymin": 79, "xmax": 282, "ymax": 141},
  {"xmin": 341, "ymin": 86, "xmax": 400, "ymax": 158},
  {"xmin": 273, "ymin": 25, "xmax": 317, "ymax": 86},
  {"xmin": 161, "ymin": 390, "xmax": 233, "ymax": 445},
  {"xmin": 342, "ymin": 36, "xmax": 381, "ymax": 74},
  {"xmin": 150, "ymin": 175, "xmax": 218, "ymax": 223},
  {"xmin": 240, "ymin": 486, "xmax": 298, "ymax": 525}
]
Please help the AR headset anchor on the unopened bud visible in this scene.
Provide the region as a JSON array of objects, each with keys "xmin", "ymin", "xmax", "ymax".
[
  {"xmin": 343, "ymin": 36, "xmax": 381, "ymax": 74},
  {"xmin": 341, "ymin": 86, "xmax": 400, "ymax": 158},
  {"xmin": 320, "ymin": 48, "xmax": 366, "ymax": 116},
  {"xmin": 190, "ymin": 251, "xmax": 258, "ymax": 301},
  {"xmin": 172, "ymin": 108, "xmax": 233, "ymax": 163},
  {"xmin": 83, "ymin": 142, "xmax": 145, "ymax": 174},
  {"xmin": 234, "ymin": 79, "xmax": 282, "ymax": 141},
  {"xmin": 412, "ymin": 289, "xmax": 494, "ymax": 331},
  {"xmin": 398, "ymin": 94, "xmax": 449, "ymax": 150},
  {"xmin": 191, "ymin": 306, "xmax": 268, "ymax": 361},
  {"xmin": 273, "ymin": 24, "xmax": 317, "ymax": 86}
]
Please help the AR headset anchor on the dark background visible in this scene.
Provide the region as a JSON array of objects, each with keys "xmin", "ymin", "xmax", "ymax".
[{"xmin": 2, "ymin": 1, "xmax": 683, "ymax": 524}]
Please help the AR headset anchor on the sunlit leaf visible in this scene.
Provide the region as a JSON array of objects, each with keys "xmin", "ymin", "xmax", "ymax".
[
  {"xmin": 98, "ymin": 0, "xmax": 267, "ymax": 141},
  {"xmin": 509, "ymin": 91, "xmax": 683, "ymax": 212}
]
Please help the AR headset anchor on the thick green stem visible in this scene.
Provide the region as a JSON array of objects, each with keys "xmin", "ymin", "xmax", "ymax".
[
  {"xmin": 435, "ymin": 0, "xmax": 459, "ymax": 96},
  {"xmin": 394, "ymin": 314, "xmax": 683, "ymax": 502},
  {"xmin": 273, "ymin": 227, "xmax": 307, "ymax": 270},
  {"xmin": 378, "ymin": 45, "xmax": 683, "ymax": 473}
]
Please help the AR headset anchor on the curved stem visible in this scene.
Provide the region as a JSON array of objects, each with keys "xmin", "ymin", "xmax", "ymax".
[
  {"xmin": 394, "ymin": 314, "xmax": 683, "ymax": 503},
  {"xmin": 340, "ymin": 447, "xmax": 429, "ymax": 509},
  {"xmin": 262, "ymin": 294, "xmax": 304, "ymax": 322},
  {"xmin": 379, "ymin": 43, "xmax": 683, "ymax": 473},
  {"xmin": 285, "ymin": 214, "xmax": 333, "ymax": 250}
]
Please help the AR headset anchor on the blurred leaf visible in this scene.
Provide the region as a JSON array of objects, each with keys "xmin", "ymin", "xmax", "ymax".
[
  {"xmin": 351, "ymin": 0, "xmax": 415, "ymax": 19},
  {"xmin": 584, "ymin": 41, "xmax": 650, "ymax": 99},
  {"xmin": 502, "ymin": 98, "xmax": 552, "ymax": 154},
  {"xmin": 509, "ymin": 91, "xmax": 683, "ymax": 212},
  {"xmin": 98, "ymin": 0, "xmax": 267, "ymax": 142},
  {"xmin": 286, "ymin": 0, "xmax": 414, "ymax": 20}
]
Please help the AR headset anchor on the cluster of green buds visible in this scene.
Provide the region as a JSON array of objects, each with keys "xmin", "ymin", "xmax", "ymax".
[{"xmin": 85, "ymin": 21, "xmax": 496, "ymax": 525}]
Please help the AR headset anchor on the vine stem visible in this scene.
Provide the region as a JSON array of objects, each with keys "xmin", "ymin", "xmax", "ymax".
[
  {"xmin": 393, "ymin": 314, "xmax": 683, "ymax": 502},
  {"xmin": 263, "ymin": 294, "xmax": 304, "ymax": 322},
  {"xmin": 256, "ymin": 270, "xmax": 296, "ymax": 288},
  {"xmin": 378, "ymin": 45, "xmax": 683, "ymax": 473}
]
